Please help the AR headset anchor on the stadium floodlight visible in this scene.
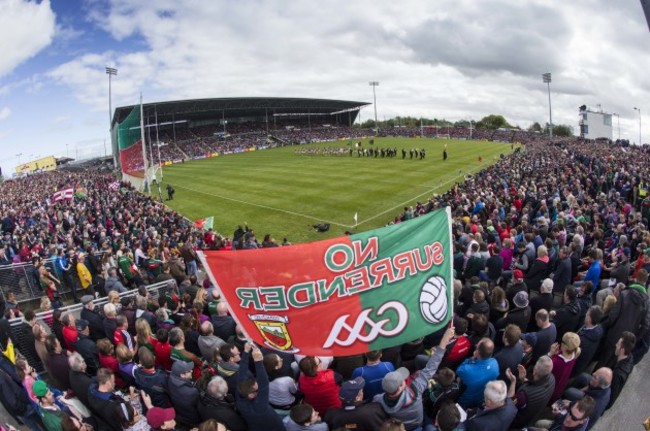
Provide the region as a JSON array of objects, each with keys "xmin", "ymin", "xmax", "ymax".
[
  {"xmin": 633, "ymin": 107, "xmax": 642, "ymax": 145},
  {"xmin": 369, "ymin": 81, "xmax": 379, "ymax": 132},
  {"xmin": 542, "ymin": 73, "xmax": 552, "ymax": 141},
  {"xmin": 106, "ymin": 66, "xmax": 118, "ymax": 166}
]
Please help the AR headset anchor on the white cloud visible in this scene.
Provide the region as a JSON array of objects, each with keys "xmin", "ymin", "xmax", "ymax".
[
  {"xmin": 0, "ymin": 0, "xmax": 56, "ymax": 77},
  {"xmin": 0, "ymin": 107, "xmax": 10, "ymax": 121},
  {"xmin": 42, "ymin": 0, "xmax": 650, "ymax": 141}
]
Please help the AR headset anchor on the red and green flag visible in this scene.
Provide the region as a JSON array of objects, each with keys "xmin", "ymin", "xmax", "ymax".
[
  {"xmin": 201, "ymin": 207, "xmax": 453, "ymax": 356},
  {"xmin": 195, "ymin": 216, "xmax": 214, "ymax": 230}
]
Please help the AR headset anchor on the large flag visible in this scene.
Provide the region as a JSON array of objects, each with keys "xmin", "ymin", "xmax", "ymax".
[
  {"xmin": 195, "ymin": 216, "xmax": 214, "ymax": 230},
  {"xmin": 53, "ymin": 188, "xmax": 74, "ymax": 202},
  {"xmin": 201, "ymin": 207, "xmax": 453, "ymax": 356}
]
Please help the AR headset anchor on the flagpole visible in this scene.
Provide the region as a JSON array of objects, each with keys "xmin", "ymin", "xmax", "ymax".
[{"xmin": 140, "ymin": 93, "xmax": 149, "ymax": 190}]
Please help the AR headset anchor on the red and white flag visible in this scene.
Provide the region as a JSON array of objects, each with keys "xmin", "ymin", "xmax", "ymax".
[
  {"xmin": 53, "ymin": 188, "xmax": 74, "ymax": 202},
  {"xmin": 109, "ymin": 181, "xmax": 120, "ymax": 191}
]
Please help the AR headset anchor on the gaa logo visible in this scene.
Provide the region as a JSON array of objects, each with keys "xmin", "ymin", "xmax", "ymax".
[{"xmin": 419, "ymin": 275, "xmax": 448, "ymax": 324}]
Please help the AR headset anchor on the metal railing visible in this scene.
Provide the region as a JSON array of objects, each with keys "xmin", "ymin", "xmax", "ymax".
[{"xmin": 7, "ymin": 281, "xmax": 170, "ymax": 373}]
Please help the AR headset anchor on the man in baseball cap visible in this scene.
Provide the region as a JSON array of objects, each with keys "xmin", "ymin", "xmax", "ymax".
[
  {"xmin": 373, "ymin": 326, "xmax": 455, "ymax": 430},
  {"xmin": 323, "ymin": 377, "xmax": 388, "ymax": 430},
  {"xmin": 147, "ymin": 407, "xmax": 176, "ymax": 430}
]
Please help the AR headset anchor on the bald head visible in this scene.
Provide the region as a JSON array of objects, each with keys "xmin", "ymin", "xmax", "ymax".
[
  {"xmin": 476, "ymin": 338, "xmax": 495, "ymax": 359},
  {"xmin": 217, "ymin": 302, "xmax": 229, "ymax": 316},
  {"xmin": 592, "ymin": 367, "xmax": 613, "ymax": 389},
  {"xmin": 201, "ymin": 321, "xmax": 214, "ymax": 336}
]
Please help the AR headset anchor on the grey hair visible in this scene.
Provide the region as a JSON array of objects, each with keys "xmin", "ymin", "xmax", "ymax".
[
  {"xmin": 207, "ymin": 375, "xmax": 229, "ymax": 400},
  {"xmin": 541, "ymin": 278, "xmax": 554, "ymax": 294},
  {"xmin": 484, "ymin": 380, "xmax": 507, "ymax": 404},
  {"xmin": 535, "ymin": 355, "xmax": 553, "ymax": 378},
  {"xmin": 68, "ymin": 352, "xmax": 86, "ymax": 372},
  {"xmin": 155, "ymin": 307, "xmax": 169, "ymax": 321},
  {"xmin": 103, "ymin": 303, "xmax": 117, "ymax": 318}
]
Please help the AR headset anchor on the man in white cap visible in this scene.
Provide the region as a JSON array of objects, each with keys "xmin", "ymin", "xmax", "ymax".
[{"xmin": 373, "ymin": 326, "xmax": 454, "ymax": 431}]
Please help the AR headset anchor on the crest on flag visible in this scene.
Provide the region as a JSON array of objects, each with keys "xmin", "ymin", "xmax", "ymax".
[{"xmin": 248, "ymin": 314, "xmax": 299, "ymax": 353}]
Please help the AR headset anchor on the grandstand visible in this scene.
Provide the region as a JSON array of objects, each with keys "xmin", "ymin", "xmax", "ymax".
[{"xmin": 111, "ymin": 97, "xmax": 369, "ymax": 190}]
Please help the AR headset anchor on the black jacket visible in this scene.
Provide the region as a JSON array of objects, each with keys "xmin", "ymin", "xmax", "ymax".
[
  {"xmin": 87, "ymin": 382, "xmax": 126, "ymax": 431},
  {"xmin": 496, "ymin": 306, "xmax": 531, "ymax": 333},
  {"xmin": 0, "ymin": 367, "xmax": 30, "ymax": 418},
  {"xmin": 573, "ymin": 325, "xmax": 604, "ymax": 376},
  {"xmin": 75, "ymin": 334, "xmax": 100, "ymax": 375},
  {"xmin": 198, "ymin": 392, "xmax": 247, "ymax": 431},
  {"xmin": 80, "ymin": 307, "xmax": 105, "ymax": 341},
  {"xmin": 553, "ymin": 300, "xmax": 581, "ymax": 341},
  {"xmin": 168, "ymin": 373, "xmax": 201, "ymax": 426},
  {"xmin": 134, "ymin": 367, "xmax": 171, "ymax": 408},
  {"xmin": 607, "ymin": 355, "xmax": 634, "ymax": 409},
  {"xmin": 69, "ymin": 369, "xmax": 93, "ymax": 406},
  {"xmin": 552, "ymin": 257, "xmax": 572, "ymax": 293}
]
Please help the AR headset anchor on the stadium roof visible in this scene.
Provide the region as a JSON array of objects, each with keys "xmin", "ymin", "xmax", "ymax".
[{"xmin": 112, "ymin": 97, "xmax": 369, "ymax": 128}]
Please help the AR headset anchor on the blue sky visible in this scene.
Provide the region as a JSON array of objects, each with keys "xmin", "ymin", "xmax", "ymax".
[{"xmin": 0, "ymin": 0, "xmax": 648, "ymax": 176}]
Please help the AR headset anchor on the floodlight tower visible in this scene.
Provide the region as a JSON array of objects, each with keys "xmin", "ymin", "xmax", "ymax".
[
  {"xmin": 542, "ymin": 73, "xmax": 552, "ymax": 141},
  {"xmin": 634, "ymin": 107, "xmax": 642, "ymax": 145},
  {"xmin": 106, "ymin": 66, "xmax": 118, "ymax": 166},
  {"xmin": 369, "ymin": 81, "xmax": 379, "ymax": 132}
]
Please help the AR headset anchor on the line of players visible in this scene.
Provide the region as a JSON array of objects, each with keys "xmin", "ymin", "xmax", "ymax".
[{"xmin": 295, "ymin": 146, "xmax": 428, "ymax": 160}]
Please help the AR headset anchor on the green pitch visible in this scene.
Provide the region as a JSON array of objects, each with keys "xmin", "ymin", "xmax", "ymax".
[{"xmin": 162, "ymin": 137, "xmax": 512, "ymax": 244}]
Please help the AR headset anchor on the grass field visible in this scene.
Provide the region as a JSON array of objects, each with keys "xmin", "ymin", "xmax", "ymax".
[{"xmin": 162, "ymin": 137, "xmax": 512, "ymax": 243}]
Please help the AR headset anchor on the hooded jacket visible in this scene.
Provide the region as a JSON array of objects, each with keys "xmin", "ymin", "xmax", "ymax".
[{"xmin": 373, "ymin": 347, "xmax": 444, "ymax": 431}]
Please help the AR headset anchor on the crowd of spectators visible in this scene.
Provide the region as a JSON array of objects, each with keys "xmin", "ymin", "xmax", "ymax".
[{"xmin": 0, "ymin": 130, "xmax": 649, "ymax": 430}]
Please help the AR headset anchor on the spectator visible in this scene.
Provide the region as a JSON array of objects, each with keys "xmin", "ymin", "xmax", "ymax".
[
  {"xmin": 422, "ymin": 367, "xmax": 460, "ymax": 422},
  {"xmin": 97, "ymin": 338, "xmax": 126, "ymax": 389},
  {"xmin": 61, "ymin": 312, "xmax": 78, "ymax": 351},
  {"xmin": 536, "ymin": 395, "xmax": 595, "ymax": 431},
  {"xmin": 0, "ymin": 359, "xmax": 42, "ymax": 431},
  {"xmin": 80, "ymin": 295, "xmax": 104, "ymax": 341},
  {"xmin": 572, "ymin": 306, "xmax": 605, "ymax": 377},
  {"xmin": 324, "ymin": 376, "xmax": 388, "ymax": 431},
  {"xmin": 496, "ymin": 291, "xmax": 531, "ymax": 333},
  {"xmin": 456, "ymin": 337, "xmax": 500, "ymax": 408},
  {"xmin": 465, "ymin": 380, "xmax": 517, "ymax": 431},
  {"xmin": 374, "ymin": 327, "xmax": 454, "ymax": 430},
  {"xmin": 433, "ymin": 402, "xmax": 462, "ymax": 431},
  {"xmin": 169, "ymin": 327, "xmax": 202, "ymax": 379},
  {"xmin": 351, "ymin": 349, "xmax": 395, "ymax": 401},
  {"xmin": 505, "ymin": 355, "xmax": 556, "ymax": 429},
  {"xmin": 169, "ymin": 360, "xmax": 201, "ymax": 427},
  {"xmin": 198, "ymin": 321, "xmax": 226, "ymax": 360},
  {"xmin": 563, "ymin": 367, "xmax": 613, "ymax": 431},
  {"xmin": 552, "ymin": 246, "xmax": 573, "ymax": 294},
  {"xmin": 607, "ymin": 331, "xmax": 635, "ymax": 409},
  {"xmin": 236, "ymin": 343, "xmax": 285, "ymax": 431},
  {"xmin": 438, "ymin": 318, "xmax": 471, "ymax": 371},
  {"xmin": 154, "ymin": 328, "xmax": 173, "ymax": 371},
  {"xmin": 216, "ymin": 343, "xmax": 243, "ymax": 396},
  {"xmin": 494, "ymin": 324, "xmax": 523, "ymax": 381},
  {"xmin": 525, "ymin": 245, "xmax": 551, "ymax": 293},
  {"xmin": 74, "ymin": 319, "xmax": 100, "ymax": 375},
  {"xmin": 598, "ymin": 269, "xmax": 650, "ymax": 368},
  {"xmin": 489, "ymin": 286, "xmax": 509, "ymax": 324},
  {"xmin": 105, "ymin": 267, "xmax": 128, "ymax": 294},
  {"xmin": 68, "ymin": 352, "xmax": 93, "ymax": 407},
  {"xmin": 134, "ymin": 347, "xmax": 171, "ymax": 408},
  {"xmin": 264, "ymin": 352, "xmax": 298, "ymax": 410},
  {"xmin": 45, "ymin": 335, "xmax": 72, "ymax": 391},
  {"xmin": 283, "ymin": 403, "xmax": 328, "ymax": 431},
  {"xmin": 552, "ymin": 285, "xmax": 581, "ymax": 342},
  {"xmin": 103, "ymin": 303, "xmax": 119, "ymax": 340},
  {"xmin": 197, "ymin": 375, "xmax": 247, "ymax": 431},
  {"xmin": 87, "ymin": 368, "xmax": 131, "ymax": 431},
  {"xmin": 113, "ymin": 315, "xmax": 135, "ymax": 353},
  {"xmin": 298, "ymin": 355, "xmax": 342, "ymax": 417},
  {"xmin": 529, "ymin": 279, "xmax": 554, "ymax": 326},
  {"xmin": 212, "ymin": 302, "xmax": 237, "ymax": 341},
  {"xmin": 146, "ymin": 406, "xmax": 177, "ymax": 431},
  {"xmin": 530, "ymin": 309, "xmax": 557, "ymax": 363},
  {"xmin": 549, "ymin": 332, "xmax": 581, "ymax": 404}
]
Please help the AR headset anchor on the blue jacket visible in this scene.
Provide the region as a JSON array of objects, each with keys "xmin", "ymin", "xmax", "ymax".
[{"xmin": 456, "ymin": 357, "xmax": 499, "ymax": 408}]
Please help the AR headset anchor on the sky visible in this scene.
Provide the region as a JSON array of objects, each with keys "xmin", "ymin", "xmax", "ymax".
[{"xmin": 0, "ymin": 0, "xmax": 648, "ymax": 176}]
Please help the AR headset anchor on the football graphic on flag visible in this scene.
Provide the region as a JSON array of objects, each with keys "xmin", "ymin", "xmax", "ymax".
[{"xmin": 419, "ymin": 275, "xmax": 448, "ymax": 324}]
